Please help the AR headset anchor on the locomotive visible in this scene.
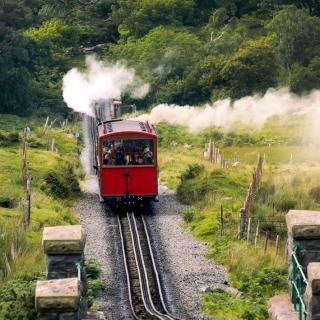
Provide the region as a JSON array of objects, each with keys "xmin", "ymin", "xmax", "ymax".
[{"xmin": 94, "ymin": 118, "xmax": 158, "ymax": 205}]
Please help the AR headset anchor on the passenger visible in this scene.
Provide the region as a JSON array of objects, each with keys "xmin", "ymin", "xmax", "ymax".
[
  {"xmin": 104, "ymin": 148, "xmax": 113, "ymax": 165},
  {"xmin": 115, "ymin": 148, "xmax": 125, "ymax": 165},
  {"xmin": 137, "ymin": 156, "xmax": 144, "ymax": 165},
  {"xmin": 143, "ymin": 147, "xmax": 153, "ymax": 164}
]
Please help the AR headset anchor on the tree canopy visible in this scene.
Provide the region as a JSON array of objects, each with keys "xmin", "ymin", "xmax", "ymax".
[{"xmin": 1, "ymin": 0, "xmax": 320, "ymax": 115}]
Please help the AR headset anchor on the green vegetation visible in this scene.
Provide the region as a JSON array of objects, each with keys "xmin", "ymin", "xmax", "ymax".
[
  {"xmin": 3, "ymin": 1, "xmax": 320, "ymax": 116},
  {"xmin": 85, "ymin": 258, "xmax": 103, "ymax": 310},
  {"xmin": 0, "ymin": 114, "xmax": 82, "ymax": 318},
  {"xmin": 157, "ymin": 116, "xmax": 320, "ymax": 319}
]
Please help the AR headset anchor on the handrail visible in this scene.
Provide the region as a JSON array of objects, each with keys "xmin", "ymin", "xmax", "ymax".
[{"xmin": 291, "ymin": 245, "xmax": 308, "ymax": 320}]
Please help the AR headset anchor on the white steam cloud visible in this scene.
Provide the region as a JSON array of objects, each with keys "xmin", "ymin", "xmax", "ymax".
[
  {"xmin": 63, "ymin": 56, "xmax": 149, "ymax": 116},
  {"xmin": 134, "ymin": 88, "xmax": 320, "ymax": 132}
]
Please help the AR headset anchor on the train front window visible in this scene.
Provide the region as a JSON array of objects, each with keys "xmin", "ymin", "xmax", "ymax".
[{"xmin": 102, "ymin": 139, "xmax": 154, "ymax": 166}]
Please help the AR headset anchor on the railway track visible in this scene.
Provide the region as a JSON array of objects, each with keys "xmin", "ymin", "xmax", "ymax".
[{"xmin": 118, "ymin": 212, "xmax": 180, "ymax": 320}]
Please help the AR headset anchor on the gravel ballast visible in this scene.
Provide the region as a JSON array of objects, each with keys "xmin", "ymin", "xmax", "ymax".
[
  {"xmin": 76, "ymin": 116, "xmax": 227, "ymax": 319},
  {"xmin": 146, "ymin": 187, "xmax": 227, "ymax": 319}
]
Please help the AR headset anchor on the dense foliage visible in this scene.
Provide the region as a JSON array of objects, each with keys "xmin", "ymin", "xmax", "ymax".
[{"xmin": 2, "ymin": 1, "xmax": 320, "ymax": 115}]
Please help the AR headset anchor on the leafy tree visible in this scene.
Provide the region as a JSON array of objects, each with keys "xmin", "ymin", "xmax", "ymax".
[
  {"xmin": 270, "ymin": 6, "xmax": 320, "ymax": 68},
  {"xmin": 220, "ymin": 37, "xmax": 278, "ymax": 99},
  {"xmin": 111, "ymin": 0, "xmax": 196, "ymax": 38},
  {"xmin": 289, "ymin": 57, "xmax": 320, "ymax": 93}
]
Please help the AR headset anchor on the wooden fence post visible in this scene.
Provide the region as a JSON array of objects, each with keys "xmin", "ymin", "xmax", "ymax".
[
  {"xmin": 264, "ymin": 231, "xmax": 269, "ymax": 254},
  {"xmin": 247, "ymin": 218, "xmax": 252, "ymax": 242},
  {"xmin": 275, "ymin": 235, "xmax": 280, "ymax": 256},
  {"xmin": 220, "ymin": 205, "xmax": 224, "ymax": 236},
  {"xmin": 254, "ymin": 221, "xmax": 260, "ymax": 247},
  {"xmin": 22, "ymin": 128, "xmax": 31, "ymax": 230}
]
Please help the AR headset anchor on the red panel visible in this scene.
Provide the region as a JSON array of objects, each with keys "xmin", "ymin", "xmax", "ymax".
[{"xmin": 100, "ymin": 167, "xmax": 157, "ymax": 196}]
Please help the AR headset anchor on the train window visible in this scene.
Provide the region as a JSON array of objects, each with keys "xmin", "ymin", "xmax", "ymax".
[{"xmin": 102, "ymin": 139, "xmax": 154, "ymax": 166}]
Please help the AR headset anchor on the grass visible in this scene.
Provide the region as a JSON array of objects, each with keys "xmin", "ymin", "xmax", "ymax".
[
  {"xmin": 156, "ymin": 115, "xmax": 320, "ymax": 319},
  {"xmin": 0, "ymin": 114, "xmax": 82, "ymax": 284}
]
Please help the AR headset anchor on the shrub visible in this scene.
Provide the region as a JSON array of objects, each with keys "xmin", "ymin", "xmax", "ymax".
[
  {"xmin": 0, "ymin": 196, "xmax": 17, "ymax": 208},
  {"xmin": 275, "ymin": 197, "xmax": 297, "ymax": 212},
  {"xmin": 180, "ymin": 164, "xmax": 204, "ymax": 181},
  {"xmin": 85, "ymin": 258, "xmax": 102, "ymax": 280},
  {"xmin": 182, "ymin": 207, "xmax": 196, "ymax": 222},
  {"xmin": 87, "ymin": 279, "xmax": 103, "ymax": 309},
  {"xmin": 0, "ymin": 279, "xmax": 39, "ymax": 319},
  {"xmin": 309, "ymin": 186, "xmax": 320, "ymax": 203},
  {"xmin": 42, "ymin": 161, "xmax": 81, "ymax": 198}
]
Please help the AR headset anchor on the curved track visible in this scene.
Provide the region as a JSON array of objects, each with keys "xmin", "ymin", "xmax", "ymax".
[{"xmin": 118, "ymin": 212, "xmax": 180, "ymax": 320}]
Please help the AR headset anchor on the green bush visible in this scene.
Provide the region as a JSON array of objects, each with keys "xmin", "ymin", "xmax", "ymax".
[
  {"xmin": 309, "ymin": 186, "xmax": 320, "ymax": 203},
  {"xmin": 177, "ymin": 166, "xmax": 211, "ymax": 204},
  {"xmin": 0, "ymin": 196, "xmax": 17, "ymax": 208},
  {"xmin": 275, "ymin": 197, "xmax": 297, "ymax": 212},
  {"xmin": 85, "ymin": 258, "xmax": 102, "ymax": 280},
  {"xmin": 0, "ymin": 279, "xmax": 39, "ymax": 320},
  {"xmin": 87, "ymin": 279, "xmax": 103, "ymax": 309},
  {"xmin": 42, "ymin": 161, "xmax": 81, "ymax": 199},
  {"xmin": 180, "ymin": 164, "xmax": 204, "ymax": 181},
  {"xmin": 182, "ymin": 207, "xmax": 196, "ymax": 222},
  {"xmin": 0, "ymin": 131, "xmax": 21, "ymax": 146}
]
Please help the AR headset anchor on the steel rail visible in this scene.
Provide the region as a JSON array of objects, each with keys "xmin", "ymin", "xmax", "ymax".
[
  {"xmin": 126, "ymin": 212, "xmax": 161, "ymax": 319},
  {"xmin": 131, "ymin": 213, "xmax": 174, "ymax": 320},
  {"xmin": 117, "ymin": 215, "xmax": 140, "ymax": 320},
  {"xmin": 141, "ymin": 215, "xmax": 180, "ymax": 320}
]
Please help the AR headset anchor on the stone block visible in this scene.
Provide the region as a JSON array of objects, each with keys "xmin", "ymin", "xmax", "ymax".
[
  {"xmin": 304, "ymin": 286, "xmax": 320, "ymax": 319},
  {"xmin": 35, "ymin": 278, "xmax": 80, "ymax": 312},
  {"xmin": 286, "ymin": 210, "xmax": 320, "ymax": 239},
  {"xmin": 268, "ymin": 294, "xmax": 299, "ymax": 320},
  {"xmin": 308, "ymin": 263, "xmax": 320, "ymax": 295},
  {"xmin": 43, "ymin": 225, "xmax": 86, "ymax": 254}
]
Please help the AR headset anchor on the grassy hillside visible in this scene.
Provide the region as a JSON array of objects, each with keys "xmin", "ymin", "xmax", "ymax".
[
  {"xmin": 156, "ymin": 116, "xmax": 320, "ymax": 319},
  {"xmin": 0, "ymin": 114, "xmax": 82, "ymax": 319}
]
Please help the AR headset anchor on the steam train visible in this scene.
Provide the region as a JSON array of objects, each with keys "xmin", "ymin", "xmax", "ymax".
[{"xmin": 94, "ymin": 118, "xmax": 158, "ymax": 205}]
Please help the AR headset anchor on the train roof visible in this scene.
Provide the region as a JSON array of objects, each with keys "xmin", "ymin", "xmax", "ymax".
[{"xmin": 98, "ymin": 119, "xmax": 157, "ymax": 137}]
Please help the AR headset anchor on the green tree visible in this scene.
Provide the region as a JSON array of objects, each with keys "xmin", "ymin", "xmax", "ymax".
[
  {"xmin": 270, "ymin": 6, "xmax": 320, "ymax": 68},
  {"xmin": 111, "ymin": 0, "xmax": 196, "ymax": 38},
  {"xmin": 289, "ymin": 57, "xmax": 320, "ymax": 93},
  {"xmin": 220, "ymin": 37, "xmax": 278, "ymax": 99}
]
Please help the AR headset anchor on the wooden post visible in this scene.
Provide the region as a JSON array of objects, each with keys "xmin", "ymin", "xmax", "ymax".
[
  {"xmin": 210, "ymin": 141, "xmax": 214, "ymax": 163},
  {"xmin": 275, "ymin": 235, "xmax": 280, "ymax": 256},
  {"xmin": 51, "ymin": 138, "xmax": 55, "ymax": 152},
  {"xmin": 42, "ymin": 116, "xmax": 49, "ymax": 135},
  {"xmin": 238, "ymin": 208, "xmax": 246, "ymax": 240},
  {"xmin": 254, "ymin": 221, "xmax": 260, "ymax": 247},
  {"xmin": 264, "ymin": 231, "xmax": 269, "ymax": 254},
  {"xmin": 247, "ymin": 218, "xmax": 252, "ymax": 242},
  {"xmin": 220, "ymin": 205, "xmax": 224, "ymax": 236},
  {"xmin": 22, "ymin": 128, "xmax": 31, "ymax": 230}
]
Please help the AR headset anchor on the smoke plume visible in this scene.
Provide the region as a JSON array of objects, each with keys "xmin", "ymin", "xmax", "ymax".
[
  {"xmin": 134, "ymin": 88, "xmax": 320, "ymax": 132},
  {"xmin": 62, "ymin": 56, "xmax": 149, "ymax": 116}
]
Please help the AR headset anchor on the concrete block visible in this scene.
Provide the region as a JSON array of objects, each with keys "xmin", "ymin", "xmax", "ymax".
[
  {"xmin": 286, "ymin": 210, "xmax": 320, "ymax": 239},
  {"xmin": 35, "ymin": 278, "xmax": 80, "ymax": 312},
  {"xmin": 268, "ymin": 294, "xmax": 299, "ymax": 320},
  {"xmin": 43, "ymin": 225, "xmax": 86, "ymax": 254},
  {"xmin": 308, "ymin": 263, "xmax": 320, "ymax": 295}
]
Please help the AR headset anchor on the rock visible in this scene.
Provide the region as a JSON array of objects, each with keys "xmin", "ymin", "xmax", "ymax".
[
  {"xmin": 43, "ymin": 225, "xmax": 86, "ymax": 254},
  {"xmin": 84, "ymin": 311, "xmax": 106, "ymax": 319},
  {"xmin": 286, "ymin": 210, "xmax": 320, "ymax": 239},
  {"xmin": 268, "ymin": 294, "xmax": 299, "ymax": 320},
  {"xmin": 35, "ymin": 278, "xmax": 80, "ymax": 312},
  {"xmin": 225, "ymin": 287, "xmax": 242, "ymax": 298}
]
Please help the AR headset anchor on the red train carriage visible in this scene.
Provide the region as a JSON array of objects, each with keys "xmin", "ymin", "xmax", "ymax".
[{"xmin": 96, "ymin": 119, "xmax": 158, "ymax": 205}]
